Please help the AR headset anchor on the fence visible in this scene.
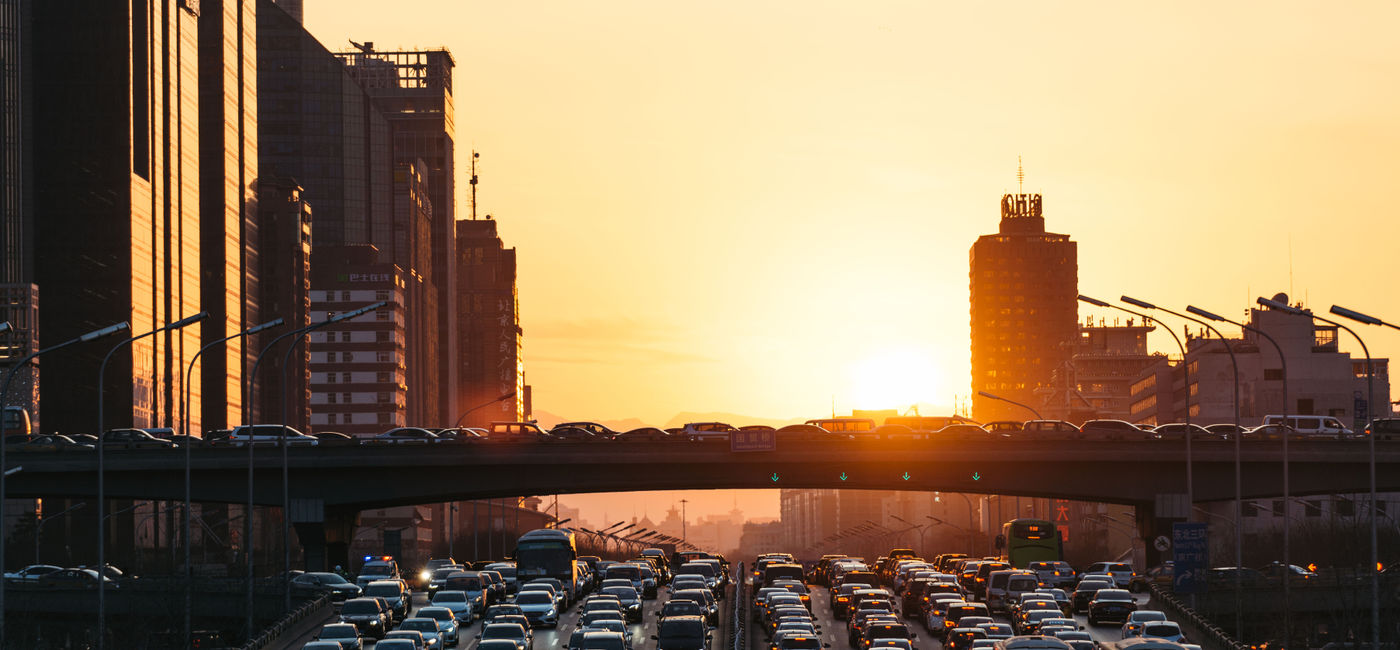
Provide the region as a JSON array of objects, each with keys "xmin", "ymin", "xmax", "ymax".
[
  {"xmin": 238, "ymin": 592, "xmax": 332, "ymax": 650},
  {"xmin": 730, "ymin": 561, "xmax": 748, "ymax": 650}
]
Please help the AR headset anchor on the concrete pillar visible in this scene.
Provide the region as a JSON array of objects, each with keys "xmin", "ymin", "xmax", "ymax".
[{"xmin": 291, "ymin": 500, "xmax": 359, "ymax": 573}]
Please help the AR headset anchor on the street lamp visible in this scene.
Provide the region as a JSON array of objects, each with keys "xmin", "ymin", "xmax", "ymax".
[
  {"xmin": 453, "ymin": 392, "xmax": 517, "ymax": 427},
  {"xmin": 0, "ymin": 319, "xmax": 129, "ymax": 647},
  {"xmin": 180, "ymin": 317, "xmax": 281, "ymax": 646},
  {"xmin": 1274, "ymin": 298, "xmax": 1381, "ymax": 650},
  {"xmin": 1190, "ymin": 301, "xmax": 1296, "ymax": 645},
  {"xmin": 1080, "ymin": 294, "xmax": 1196, "ymax": 515},
  {"xmin": 550, "ymin": 518, "xmax": 573, "ymax": 529},
  {"xmin": 36, "ymin": 501, "xmax": 87, "ymax": 564},
  {"xmin": 976, "ymin": 390, "xmax": 1042, "ymax": 420},
  {"xmin": 890, "ymin": 515, "xmax": 930, "ymax": 554},
  {"xmin": 1122, "ymin": 295, "xmax": 1244, "ymax": 639}
]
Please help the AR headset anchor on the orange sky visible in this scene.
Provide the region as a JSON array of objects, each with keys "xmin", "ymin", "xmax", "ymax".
[{"xmin": 308, "ymin": 2, "xmax": 1400, "ymax": 521}]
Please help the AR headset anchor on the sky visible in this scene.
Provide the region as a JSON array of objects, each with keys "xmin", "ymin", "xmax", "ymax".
[{"xmin": 306, "ymin": 1, "xmax": 1400, "ymax": 522}]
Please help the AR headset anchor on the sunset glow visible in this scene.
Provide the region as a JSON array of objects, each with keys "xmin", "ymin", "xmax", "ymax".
[{"xmin": 846, "ymin": 346, "xmax": 949, "ymax": 412}]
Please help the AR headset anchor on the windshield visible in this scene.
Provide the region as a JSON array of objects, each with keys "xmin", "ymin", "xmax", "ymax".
[
  {"xmin": 484, "ymin": 626, "xmax": 523, "ymax": 639},
  {"xmin": 681, "ymin": 563, "xmax": 716, "ymax": 577},
  {"xmin": 342, "ymin": 601, "xmax": 378, "ymax": 615},
  {"xmin": 362, "ymin": 564, "xmax": 393, "ymax": 575},
  {"xmin": 601, "ymin": 587, "xmax": 635, "ymax": 601},
  {"xmin": 321, "ymin": 626, "xmax": 356, "ymax": 638},
  {"xmin": 1145, "ymin": 624, "xmax": 1180, "ymax": 636},
  {"xmin": 434, "ymin": 591, "xmax": 466, "ymax": 603},
  {"xmin": 422, "ymin": 609, "xmax": 453, "ymax": 621},
  {"xmin": 402, "ymin": 620, "xmax": 436, "ymax": 632},
  {"xmin": 517, "ymin": 541, "xmax": 575, "ymax": 577},
  {"xmin": 433, "ymin": 568, "xmax": 458, "ymax": 579},
  {"xmin": 493, "ymin": 566, "xmax": 517, "ymax": 578},
  {"xmin": 365, "ymin": 584, "xmax": 401, "ymax": 597},
  {"xmin": 518, "ymin": 592, "xmax": 552, "ymax": 604},
  {"xmin": 606, "ymin": 566, "xmax": 640, "ymax": 580}
]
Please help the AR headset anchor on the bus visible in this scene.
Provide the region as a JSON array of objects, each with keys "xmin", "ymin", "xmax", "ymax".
[
  {"xmin": 999, "ymin": 518, "xmax": 1062, "ymax": 568},
  {"xmin": 515, "ymin": 528, "xmax": 578, "ymax": 596}
]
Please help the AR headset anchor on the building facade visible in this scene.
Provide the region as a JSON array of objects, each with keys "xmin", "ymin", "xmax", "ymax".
[
  {"xmin": 1127, "ymin": 297, "xmax": 1392, "ymax": 427},
  {"xmin": 455, "ymin": 218, "xmax": 525, "ymax": 428},
  {"xmin": 32, "ymin": 0, "xmax": 208, "ymax": 433},
  {"xmin": 970, "ymin": 192, "xmax": 1078, "ymax": 423},
  {"xmin": 307, "ymin": 245, "xmax": 408, "ymax": 437},
  {"xmin": 252, "ymin": 176, "xmax": 312, "ymax": 427},
  {"xmin": 0, "ymin": 0, "xmax": 38, "ymax": 431}
]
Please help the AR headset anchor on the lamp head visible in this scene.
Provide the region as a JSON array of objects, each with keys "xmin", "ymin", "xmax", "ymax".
[
  {"xmin": 1330, "ymin": 305, "xmax": 1382, "ymax": 326},
  {"xmin": 0, "ymin": 322, "xmax": 10, "ymax": 333},
  {"xmin": 1120, "ymin": 296, "xmax": 1157, "ymax": 310},
  {"xmin": 1185, "ymin": 305, "xmax": 1226, "ymax": 322},
  {"xmin": 248, "ymin": 318, "xmax": 285, "ymax": 335},
  {"xmin": 1257, "ymin": 296, "xmax": 1304, "ymax": 315},
  {"xmin": 1076, "ymin": 295, "xmax": 1110, "ymax": 308},
  {"xmin": 172, "ymin": 312, "xmax": 209, "ymax": 329},
  {"xmin": 81, "ymin": 322, "xmax": 131, "ymax": 342},
  {"xmin": 977, "ymin": 390, "xmax": 1000, "ymax": 400}
]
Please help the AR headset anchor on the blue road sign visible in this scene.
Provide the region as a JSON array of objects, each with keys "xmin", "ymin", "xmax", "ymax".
[
  {"xmin": 731, "ymin": 428, "xmax": 775, "ymax": 452},
  {"xmin": 1172, "ymin": 522, "xmax": 1208, "ymax": 594}
]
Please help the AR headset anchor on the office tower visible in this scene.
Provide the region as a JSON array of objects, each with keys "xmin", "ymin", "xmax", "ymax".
[
  {"xmin": 455, "ymin": 218, "xmax": 524, "ymax": 428},
  {"xmin": 31, "ymin": 1, "xmax": 208, "ymax": 432},
  {"xmin": 0, "ymin": 0, "xmax": 37, "ymax": 431},
  {"xmin": 199, "ymin": 0, "xmax": 259, "ymax": 431},
  {"xmin": 392, "ymin": 161, "xmax": 439, "ymax": 427},
  {"xmin": 969, "ymin": 191, "xmax": 1078, "ymax": 423},
  {"xmin": 338, "ymin": 46, "xmax": 458, "ymax": 426}
]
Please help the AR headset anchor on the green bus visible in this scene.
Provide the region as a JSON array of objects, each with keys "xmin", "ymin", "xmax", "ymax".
[{"xmin": 999, "ymin": 518, "xmax": 1063, "ymax": 568}]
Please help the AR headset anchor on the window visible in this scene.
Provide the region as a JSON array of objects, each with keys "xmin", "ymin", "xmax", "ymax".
[
  {"xmin": 341, "ymin": 291, "xmax": 351, "ymax": 301},
  {"xmin": 341, "ymin": 331, "xmax": 351, "ymax": 343},
  {"xmin": 376, "ymin": 290, "xmax": 390, "ymax": 302},
  {"xmin": 1264, "ymin": 368, "xmax": 1283, "ymax": 381},
  {"xmin": 325, "ymin": 292, "xmax": 335, "ymax": 301},
  {"xmin": 327, "ymin": 374, "xmax": 337, "ymax": 384},
  {"xmin": 377, "ymin": 352, "xmax": 390, "ymax": 363},
  {"xmin": 1335, "ymin": 498, "xmax": 1355, "ymax": 517},
  {"xmin": 376, "ymin": 331, "xmax": 388, "ymax": 342},
  {"xmin": 342, "ymin": 392, "xmax": 351, "ymax": 404},
  {"xmin": 377, "ymin": 412, "xmax": 391, "ymax": 424},
  {"xmin": 377, "ymin": 372, "xmax": 390, "ymax": 383},
  {"xmin": 327, "ymin": 393, "xmax": 337, "ymax": 404},
  {"xmin": 1273, "ymin": 500, "xmax": 1285, "ymax": 517},
  {"xmin": 377, "ymin": 392, "xmax": 390, "ymax": 403},
  {"xmin": 342, "ymin": 352, "xmax": 353, "ymax": 363},
  {"xmin": 328, "ymin": 414, "xmax": 338, "ymax": 425},
  {"xmin": 342, "ymin": 372, "xmax": 352, "ymax": 383},
  {"xmin": 1304, "ymin": 500, "xmax": 1322, "ymax": 517}
]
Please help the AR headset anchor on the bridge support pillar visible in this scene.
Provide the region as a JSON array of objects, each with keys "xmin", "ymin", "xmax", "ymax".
[{"xmin": 291, "ymin": 501, "xmax": 359, "ymax": 573}]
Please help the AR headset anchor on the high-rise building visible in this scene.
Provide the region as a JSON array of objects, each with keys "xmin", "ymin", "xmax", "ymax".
[
  {"xmin": 252, "ymin": 176, "xmax": 312, "ymax": 427},
  {"xmin": 455, "ymin": 218, "xmax": 525, "ymax": 428},
  {"xmin": 969, "ymin": 191, "xmax": 1078, "ymax": 423},
  {"xmin": 338, "ymin": 46, "xmax": 458, "ymax": 426},
  {"xmin": 0, "ymin": 0, "xmax": 38, "ymax": 432},
  {"xmin": 391, "ymin": 161, "xmax": 439, "ymax": 427},
  {"xmin": 31, "ymin": 1, "xmax": 208, "ymax": 433},
  {"xmin": 307, "ymin": 245, "xmax": 408, "ymax": 437},
  {"xmin": 199, "ymin": 0, "xmax": 260, "ymax": 431}
]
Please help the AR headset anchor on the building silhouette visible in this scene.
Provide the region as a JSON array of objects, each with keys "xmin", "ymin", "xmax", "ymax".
[
  {"xmin": 969, "ymin": 191, "xmax": 1078, "ymax": 423},
  {"xmin": 252, "ymin": 176, "xmax": 313, "ymax": 429},
  {"xmin": 455, "ymin": 217, "xmax": 526, "ymax": 428}
]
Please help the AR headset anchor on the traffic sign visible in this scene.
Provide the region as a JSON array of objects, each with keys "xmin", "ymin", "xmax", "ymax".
[
  {"xmin": 731, "ymin": 428, "xmax": 775, "ymax": 452},
  {"xmin": 1172, "ymin": 522, "xmax": 1208, "ymax": 594},
  {"xmin": 1154, "ymin": 535, "xmax": 1171, "ymax": 552}
]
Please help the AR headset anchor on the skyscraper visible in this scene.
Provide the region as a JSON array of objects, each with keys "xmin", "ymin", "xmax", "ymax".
[
  {"xmin": 31, "ymin": 0, "xmax": 208, "ymax": 432},
  {"xmin": 0, "ymin": 0, "xmax": 38, "ymax": 431},
  {"xmin": 969, "ymin": 190, "xmax": 1078, "ymax": 423},
  {"xmin": 338, "ymin": 46, "xmax": 458, "ymax": 426},
  {"xmin": 456, "ymin": 217, "xmax": 525, "ymax": 428}
]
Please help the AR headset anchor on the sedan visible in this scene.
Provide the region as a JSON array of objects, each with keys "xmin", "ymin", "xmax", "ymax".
[
  {"xmin": 101, "ymin": 428, "xmax": 176, "ymax": 449},
  {"xmin": 37, "ymin": 568, "xmax": 115, "ymax": 589},
  {"xmin": 314, "ymin": 623, "xmax": 363, "ymax": 650},
  {"xmin": 478, "ymin": 622, "xmax": 532, "ymax": 650},
  {"xmin": 4, "ymin": 564, "xmax": 64, "ymax": 583},
  {"xmin": 372, "ymin": 427, "xmax": 441, "ymax": 445},
  {"xmin": 15, "ymin": 434, "xmax": 93, "ymax": 452},
  {"xmin": 1087, "ymin": 589, "xmax": 1137, "ymax": 625}
]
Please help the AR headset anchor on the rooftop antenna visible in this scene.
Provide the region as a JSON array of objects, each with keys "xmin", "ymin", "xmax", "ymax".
[
  {"xmin": 1017, "ymin": 156, "xmax": 1025, "ymax": 193},
  {"xmin": 470, "ymin": 151, "xmax": 480, "ymax": 220}
]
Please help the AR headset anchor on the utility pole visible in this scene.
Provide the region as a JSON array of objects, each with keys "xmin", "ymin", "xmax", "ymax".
[{"xmin": 680, "ymin": 499, "xmax": 688, "ymax": 544}]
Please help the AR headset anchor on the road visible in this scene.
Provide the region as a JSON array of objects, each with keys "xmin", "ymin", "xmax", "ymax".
[{"xmin": 279, "ymin": 583, "xmax": 730, "ymax": 650}]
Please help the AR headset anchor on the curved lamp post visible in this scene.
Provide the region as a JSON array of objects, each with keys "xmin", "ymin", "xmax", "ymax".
[
  {"xmin": 976, "ymin": 390, "xmax": 1042, "ymax": 420},
  {"xmin": 1122, "ymin": 295, "xmax": 1244, "ymax": 639},
  {"xmin": 453, "ymin": 392, "xmax": 517, "ymax": 428}
]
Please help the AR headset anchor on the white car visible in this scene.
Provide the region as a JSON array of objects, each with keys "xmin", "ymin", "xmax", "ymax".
[
  {"xmin": 432, "ymin": 590, "xmax": 476, "ymax": 622},
  {"xmin": 1140, "ymin": 621, "xmax": 1187, "ymax": 643},
  {"xmin": 681, "ymin": 422, "xmax": 736, "ymax": 441},
  {"xmin": 418, "ymin": 606, "xmax": 462, "ymax": 646},
  {"xmin": 4, "ymin": 564, "xmax": 63, "ymax": 583},
  {"xmin": 224, "ymin": 424, "xmax": 318, "ymax": 447}
]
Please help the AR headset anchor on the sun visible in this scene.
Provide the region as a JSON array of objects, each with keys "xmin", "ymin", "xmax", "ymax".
[{"xmin": 846, "ymin": 346, "xmax": 949, "ymax": 411}]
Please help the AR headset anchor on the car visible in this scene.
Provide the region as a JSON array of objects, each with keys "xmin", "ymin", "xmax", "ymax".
[
  {"xmin": 483, "ymin": 562, "xmax": 519, "ymax": 594},
  {"xmin": 314, "ymin": 623, "xmax": 364, "ymax": 650},
  {"xmin": 371, "ymin": 427, "xmax": 442, "ymax": 445},
  {"xmin": 1129, "ymin": 564, "xmax": 1173, "ymax": 592},
  {"xmin": 660, "ymin": 598, "xmax": 707, "ymax": 623},
  {"xmin": 1081, "ymin": 562, "xmax": 1136, "ymax": 588},
  {"xmin": 1259, "ymin": 561, "xmax": 1317, "ymax": 582},
  {"xmin": 36, "ymin": 568, "xmax": 115, "ymax": 589},
  {"xmin": 934, "ymin": 424, "xmax": 995, "ymax": 440},
  {"xmin": 313, "ymin": 431, "xmax": 359, "ymax": 446},
  {"xmin": 478, "ymin": 622, "xmax": 532, "ymax": 650},
  {"xmin": 1121, "ymin": 610, "xmax": 1169, "ymax": 638},
  {"xmin": 101, "ymin": 428, "xmax": 177, "ymax": 449},
  {"xmin": 4, "ymin": 564, "xmax": 64, "ymax": 583},
  {"xmin": 615, "ymin": 426, "xmax": 678, "ymax": 442},
  {"xmin": 364, "ymin": 579, "xmax": 411, "ymax": 621},
  {"xmin": 303, "ymin": 642, "xmax": 345, "ymax": 650},
  {"xmin": 487, "ymin": 421, "xmax": 549, "ymax": 442},
  {"xmin": 1206, "ymin": 566, "xmax": 1264, "ymax": 587},
  {"xmin": 977, "ymin": 623, "xmax": 1015, "ymax": 640},
  {"xmin": 398, "ymin": 618, "xmax": 447, "ymax": 648},
  {"xmin": 1363, "ymin": 418, "xmax": 1400, "ymax": 441},
  {"xmin": 672, "ymin": 588, "xmax": 719, "ymax": 624},
  {"xmin": 14, "ymin": 434, "xmax": 93, "ymax": 452},
  {"xmin": 938, "ymin": 602, "xmax": 990, "ymax": 638},
  {"xmin": 945, "ymin": 627, "xmax": 988, "ymax": 650},
  {"xmin": 375, "ymin": 642, "xmax": 418, "ymax": 650},
  {"xmin": 291, "ymin": 572, "xmax": 363, "ymax": 600},
  {"xmin": 482, "ymin": 603, "xmax": 525, "ymax": 624},
  {"xmin": 1261, "ymin": 414, "xmax": 1353, "ymax": 439},
  {"xmin": 1027, "ymin": 561, "xmax": 1075, "ymax": 589},
  {"xmin": 425, "ymin": 567, "xmax": 464, "ymax": 598},
  {"xmin": 338, "ymin": 597, "xmax": 391, "ymax": 639},
  {"xmin": 598, "ymin": 585, "xmax": 643, "ymax": 621},
  {"xmin": 1070, "ymin": 579, "xmax": 1113, "ymax": 613},
  {"xmin": 481, "ymin": 570, "xmax": 509, "ymax": 604},
  {"xmin": 579, "ymin": 630, "xmax": 627, "ymax": 650},
  {"xmin": 1140, "ymin": 622, "xmax": 1187, "ymax": 643},
  {"xmin": 384, "ymin": 630, "xmax": 429, "ymax": 649},
  {"xmin": 774, "ymin": 424, "xmax": 834, "ymax": 441},
  {"xmin": 552, "ymin": 421, "xmax": 619, "ymax": 440},
  {"xmin": 1087, "ymin": 589, "xmax": 1137, "ymax": 625},
  {"xmin": 587, "ymin": 621, "xmax": 634, "ymax": 650},
  {"xmin": 578, "ymin": 610, "xmax": 627, "ymax": 629},
  {"xmin": 431, "ymin": 590, "xmax": 475, "ymax": 622},
  {"xmin": 1020, "ymin": 420, "xmax": 1080, "ymax": 438},
  {"xmin": 681, "ymin": 421, "xmax": 737, "ymax": 442},
  {"xmin": 417, "ymin": 606, "xmax": 462, "ymax": 647},
  {"xmin": 773, "ymin": 632, "xmax": 828, "ymax": 650},
  {"xmin": 1150, "ymin": 423, "xmax": 1212, "ymax": 441},
  {"xmin": 1079, "ymin": 419, "xmax": 1149, "ymax": 440},
  {"xmin": 225, "ymin": 424, "xmax": 319, "ymax": 447},
  {"xmin": 514, "ymin": 590, "xmax": 559, "ymax": 627}
]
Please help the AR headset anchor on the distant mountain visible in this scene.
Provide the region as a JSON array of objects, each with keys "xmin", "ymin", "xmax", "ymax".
[{"xmin": 531, "ymin": 410, "xmax": 648, "ymax": 432}]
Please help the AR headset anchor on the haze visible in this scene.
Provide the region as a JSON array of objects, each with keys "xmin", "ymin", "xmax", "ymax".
[{"xmin": 308, "ymin": 2, "xmax": 1400, "ymax": 522}]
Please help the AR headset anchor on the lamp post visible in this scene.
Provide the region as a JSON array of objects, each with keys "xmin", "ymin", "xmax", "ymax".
[
  {"xmin": 1285, "ymin": 300, "xmax": 1381, "ymax": 650},
  {"xmin": 976, "ymin": 390, "xmax": 1042, "ymax": 420},
  {"xmin": 1122, "ymin": 295, "xmax": 1244, "ymax": 639},
  {"xmin": 1, "ymin": 320, "xmax": 129, "ymax": 647},
  {"xmin": 453, "ymin": 392, "xmax": 517, "ymax": 428},
  {"xmin": 890, "ymin": 515, "xmax": 930, "ymax": 555},
  {"xmin": 1191, "ymin": 301, "xmax": 1295, "ymax": 646},
  {"xmin": 36, "ymin": 501, "xmax": 87, "ymax": 564},
  {"xmin": 1080, "ymin": 295, "xmax": 1195, "ymax": 515},
  {"xmin": 180, "ymin": 317, "xmax": 281, "ymax": 645}
]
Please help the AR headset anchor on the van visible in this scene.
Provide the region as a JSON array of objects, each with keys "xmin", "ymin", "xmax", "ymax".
[
  {"xmin": 1261, "ymin": 415, "xmax": 1353, "ymax": 439},
  {"xmin": 2, "ymin": 406, "xmax": 31, "ymax": 437}
]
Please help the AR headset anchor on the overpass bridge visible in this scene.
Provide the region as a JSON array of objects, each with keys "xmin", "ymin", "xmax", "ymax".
[{"xmin": 8, "ymin": 437, "xmax": 1399, "ymax": 570}]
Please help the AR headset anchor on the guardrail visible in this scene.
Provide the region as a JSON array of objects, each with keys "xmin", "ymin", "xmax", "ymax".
[
  {"xmin": 238, "ymin": 592, "xmax": 331, "ymax": 650},
  {"xmin": 1147, "ymin": 583, "xmax": 1247, "ymax": 650},
  {"xmin": 730, "ymin": 562, "xmax": 748, "ymax": 650}
]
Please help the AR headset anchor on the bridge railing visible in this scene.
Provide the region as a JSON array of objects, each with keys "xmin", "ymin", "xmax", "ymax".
[
  {"xmin": 1147, "ymin": 583, "xmax": 1247, "ymax": 650},
  {"xmin": 730, "ymin": 561, "xmax": 748, "ymax": 650},
  {"xmin": 238, "ymin": 591, "xmax": 331, "ymax": 650}
]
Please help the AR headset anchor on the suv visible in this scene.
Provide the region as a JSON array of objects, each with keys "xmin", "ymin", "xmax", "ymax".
[
  {"xmin": 355, "ymin": 557, "xmax": 401, "ymax": 588},
  {"xmin": 681, "ymin": 422, "xmax": 737, "ymax": 442},
  {"xmin": 1080, "ymin": 562, "xmax": 1136, "ymax": 588},
  {"xmin": 1021, "ymin": 420, "xmax": 1080, "ymax": 439},
  {"xmin": 488, "ymin": 421, "xmax": 548, "ymax": 442},
  {"xmin": 1364, "ymin": 418, "xmax": 1400, "ymax": 441},
  {"xmin": 654, "ymin": 616, "xmax": 709, "ymax": 650},
  {"xmin": 1261, "ymin": 415, "xmax": 1353, "ymax": 439},
  {"xmin": 986, "ymin": 570, "xmax": 1039, "ymax": 612}
]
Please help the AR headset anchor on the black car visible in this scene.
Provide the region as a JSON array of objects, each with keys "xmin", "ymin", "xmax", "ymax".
[
  {"xmin": 653, "ymin": 615, "xmax": 709, "ymax": 650},
  {"xmin": 1070, "ymin": 579, "xmax": 1112, "ymax": 613},
  {"xmin": 1086, "ymin": 589, "xmax": 1136, "ymax": 625},
  {"xmin": 37, "ymin": 568, "xmax": 112, "ymax": 589},
  {"xmin": 338, "ymin": 597, "xmax": 391, "ymax": 639},
  {"xmin": 101, "ymin": 428, "xmax": 176, "ymax": 449},
  {"xmin": 292, "ymin": 572, "xmax": 363, "ymax": 601}
]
